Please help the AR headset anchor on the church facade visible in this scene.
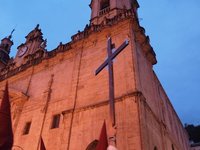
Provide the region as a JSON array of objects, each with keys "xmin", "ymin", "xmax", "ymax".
[{"xmin": 0, "ymin": 0, "xmax": 190, "ymax": 150}]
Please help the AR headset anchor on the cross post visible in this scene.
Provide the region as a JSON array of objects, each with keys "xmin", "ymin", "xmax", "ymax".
[{"xmin": 95, "ymin": 37, "xmax": 129, "ymax": 126}]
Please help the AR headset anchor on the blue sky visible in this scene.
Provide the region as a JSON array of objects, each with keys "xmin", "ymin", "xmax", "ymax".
[{"xmin": 0, "ymin": 0, "xmax": 199, "ymax": 125}]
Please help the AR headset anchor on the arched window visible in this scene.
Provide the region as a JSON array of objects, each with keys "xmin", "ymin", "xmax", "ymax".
[
  {"xmin": 86, "ymin": 140, "xmax": 99, "ymax": 150},
  {"xmin": 100, "ymin": 0, "xmax": 110, "ymax": 10},
  {"xmin": 154, "ymin": 146, "xmax": 158, "ymax": 150}
]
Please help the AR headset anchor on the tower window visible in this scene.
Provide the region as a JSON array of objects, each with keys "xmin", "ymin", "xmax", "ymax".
[
  {"xmin": 100, "ymin": 0, "xmax": 110, "ymax": 10},
  {"xmin": 51, "ymin": 114, "xmax": 60, "ymax": 129},
  {"xmin": 23, "ymin": 121, "xmax": 32, "ymax": 135}
]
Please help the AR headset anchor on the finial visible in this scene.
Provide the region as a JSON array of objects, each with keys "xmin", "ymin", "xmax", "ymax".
[
  {"xmin": 8, "ymin": 29, "xmax": 15, "ymax": 39},
  {"xmin": 35, "ymin": 24, "xmax": 40, "ymax": 29}
]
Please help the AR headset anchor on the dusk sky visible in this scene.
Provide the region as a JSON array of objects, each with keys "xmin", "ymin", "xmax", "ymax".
[{"xmin": 0, "ymin": 0, "xmax": 199, "ymax": 125}]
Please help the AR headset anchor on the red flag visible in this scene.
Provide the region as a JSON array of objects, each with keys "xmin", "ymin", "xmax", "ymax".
[
  {"xmin": 96, "ymin": 121, "xmax": 108, "ymax": 150},
  {"xmin": 40, "ymin": 137, "xmax": 46, "ymax": 150},
  {"xmin": 0, "ymin": 82, "xmax": 13, "ymax": 150}
]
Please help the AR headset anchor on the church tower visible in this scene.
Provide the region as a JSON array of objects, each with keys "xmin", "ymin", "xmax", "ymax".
[
  {"xmin": 90, "ymin": 0, "xmax": 139, "ymax": 25},
  {"xmin": 0, "ymin": 33, "xmax": 13, "ymax": 69}
]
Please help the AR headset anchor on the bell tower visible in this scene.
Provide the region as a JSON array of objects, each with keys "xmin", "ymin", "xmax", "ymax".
[
  {"xmin": 89, "ymin": 0, "xmax": 139, "ymax": 25},
  {"xmin": 0, "ymin": 31, "xmax": 14, "ymax": 69}
]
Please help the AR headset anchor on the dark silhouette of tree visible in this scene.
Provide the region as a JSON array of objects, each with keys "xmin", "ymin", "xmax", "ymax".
[{"xmin": 185, "ymin": 124, "xmax": 200, "ymax": 143}]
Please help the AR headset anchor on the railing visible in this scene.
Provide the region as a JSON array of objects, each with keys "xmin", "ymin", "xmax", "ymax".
[{"xmin": 99, "ymin": 7, "xmax": 110, "ymax": 16}]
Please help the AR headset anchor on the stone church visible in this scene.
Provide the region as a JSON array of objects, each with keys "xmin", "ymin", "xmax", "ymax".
[{"xmin": 0, "ymin": 0, "xmax": 190, "ymax": 149}]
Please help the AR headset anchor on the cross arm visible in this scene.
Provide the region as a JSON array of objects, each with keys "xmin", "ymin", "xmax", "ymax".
[
  {"xmin": 95, "ymin": 59, "xmax": 109, "ymax": 76},
  {"xmin": 111, "ymin": 40, "xmax": 129, "ymax": 60},
  {"xmin": 95, "ymin": 39, "xmax": 129, "ymax": 76}
]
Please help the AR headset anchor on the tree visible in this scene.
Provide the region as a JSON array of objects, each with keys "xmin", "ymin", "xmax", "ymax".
[{"xmin": 185, "ymin": 124, "xmax": 200, "ymax": 143}]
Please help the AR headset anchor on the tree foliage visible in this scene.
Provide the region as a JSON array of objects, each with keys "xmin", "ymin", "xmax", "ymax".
[{"xmin": 185, "ymin": 124, "xmax": 200, "ymax": 143}]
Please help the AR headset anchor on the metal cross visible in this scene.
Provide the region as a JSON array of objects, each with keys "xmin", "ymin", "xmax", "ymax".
[{"xmin": 95, "ymin": 37, "xmax": 129, "ymax": 126}]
